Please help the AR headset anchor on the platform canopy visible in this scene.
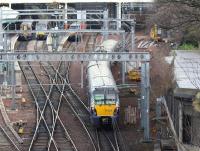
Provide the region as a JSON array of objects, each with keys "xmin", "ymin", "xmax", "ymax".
[
  {"xmin": 174, "ymin": 50, "xmax": 200, "ymax": 89},
  {"xmin": 1, "ymin": 0, "xmax": 154, "ymax": 4},
  {"xmin": 0, "ymin": 7, "xmax": 19, "ymax": 23}
]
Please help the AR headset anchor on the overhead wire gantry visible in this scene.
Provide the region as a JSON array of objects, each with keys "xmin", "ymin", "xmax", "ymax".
[{"xmin": 0, "ymin": 7, "xmax": 150, "ymax": 141}]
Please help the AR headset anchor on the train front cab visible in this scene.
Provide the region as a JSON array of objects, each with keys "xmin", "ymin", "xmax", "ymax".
[
  {"xmin": 18, "ymin": 23, "xmax": 33, "ymax": 41},
  {"xmin": 68, "ymin": 22, "xmax": 87, "ymax": 42},
  {"xmin": 36, "ymin": 32, "xmax": 47, "ymax": 40},
  {"xmin": 90, "ymin": 88, "xmax": 119, "ymax": 126},
  {"xmin": 36, "ymin": 22, "xmax": 48, "ymax": 40}
]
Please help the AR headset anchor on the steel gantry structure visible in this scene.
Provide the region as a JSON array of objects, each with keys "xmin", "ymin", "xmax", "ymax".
[
  {"xmin": 0, "ymin": 51, "xmax": 151, "ymax": 141},
  {"xmin": 0, "ymin": 8, "xmax": 151, "ymax": 141},
  {"xmin": 0, "ymin": 51, "xmax": 149, "ymax": 62}
]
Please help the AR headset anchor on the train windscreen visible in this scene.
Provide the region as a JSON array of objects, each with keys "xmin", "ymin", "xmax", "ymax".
[
  {"xmin": 69, "ymin": 24, "xmax": 80, "ymax": 29},
  {"xmin": 94, "ymin": 94, "xmax": 104, "ymax": 105},
  {"xmin": 36, "ymin": 23, "xmax": 47, "ymax": 30},
  {"xmin": 105, "ymin": 93, "xmax": 116, "ymax": 105},
  {"xmin": 93, "ymin": 89, "xmax": 116, "ymax": 105}
]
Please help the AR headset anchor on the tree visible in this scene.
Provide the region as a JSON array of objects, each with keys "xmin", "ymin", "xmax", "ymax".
[
  {"xmin": 148, "ymin": 0, "xmax": 200, "ymax": 47},
  {"xmin": 154, "ymin": 0, "xmax": 200, "ymax": 28},
  {"xmin": 150, "ymin": 44, "xmax": 173, "ymax": 103}
]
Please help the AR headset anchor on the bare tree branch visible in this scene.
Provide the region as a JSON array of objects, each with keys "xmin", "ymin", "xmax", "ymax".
[{"xmin": 148, "ymin": 0, "xmax": 200, "ymax": 46}]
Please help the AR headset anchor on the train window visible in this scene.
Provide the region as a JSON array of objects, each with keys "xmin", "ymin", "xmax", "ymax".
[
  {"xmin": 95, "ymin": 100, "xmax": 104, "ymax": 105},
  {"xmin": 105, "ymin": 99, "xmax": 115, "ymax": 105},
  {"xmin": 94, "ymin": 94, "xmax": 104, "ymax": 105},
  {"xmin": 105, "ymin": 90, "xmax": 116, "ymax": 104},
  {"xmin": 70, "ymin": 26, "xmax": 78, "ymax": 29},
  {"xmin": 94, "ymin": 94, "xmax": 104, "ymax": 100},
  {"xmin": 69, "ymin": 25, "xmax": 80, "ymax": 29},
  {"xmin": 37, "ymin": 24, "xmax": 45, "ymax": 30}
]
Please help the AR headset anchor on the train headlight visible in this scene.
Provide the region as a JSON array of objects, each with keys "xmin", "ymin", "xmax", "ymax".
[
  {"xmin": 114, "ymin": 107, "xmax": 119, "ymax": 116},
  {"xmin": 91, "ymin": 107, "xmax": 97, "ymax": 116}
]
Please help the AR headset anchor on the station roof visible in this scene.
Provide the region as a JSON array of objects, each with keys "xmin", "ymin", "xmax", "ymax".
[
  {"xmin": 0, "ymin": 6, "xmax": 19, "ymax": 22},
  {"xmin": 1, "ymin": 0, "xmax": 154, "ymax": 3},
  {"xmin": 173, "ymin": 50, "xmax": 200, "ymax": 90}
]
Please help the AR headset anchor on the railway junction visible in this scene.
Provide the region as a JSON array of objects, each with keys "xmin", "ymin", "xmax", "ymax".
[{"xmin": 0, "ymin": 1, "xmax": 156, "ymax": 151}]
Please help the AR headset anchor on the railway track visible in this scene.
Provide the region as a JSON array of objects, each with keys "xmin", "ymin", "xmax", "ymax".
[
  {"xmin": 0, "ymin": 40, "xmax": 26, "ymax": 151},
  {"xmin": 30, "ymin": 40, "xmax": 96, "ymax": 151},
  {"xmin": 16, "ymin": 41, "xmax": 78, "ymax": 151},
  {"xmin": 96, "ymin": 128, "xmax": 117, "ymax": 151},
  {"xmin": 38, "ymin": 37, "xmax": 99, "ymax": 150},
  {"xmin": 38, "ymin": 40, "xmax": 97, "ymax": 151},
  {"xmin": 0, "ymin": 126, "xmax": 21, "ymax": 151},
  {"xmin": 39, "ymin": 61, "xmax": 96, "ymax": 151},
  {"xmin": 44, "ymin": 37, "xmax": 127, "ymax": 151},
  {"xmin": 85, "ymin": 33, "xmax": 98, "ymax": 52},
  {"xmin": 16, "ymin": 37, "xmax": 126, "ymax": 151},
  {"xmin": 43, "ymin": 61, "xmax": 127, "ymax": 151},
  {"xmin": 96, "ymin": 121, "xmax": 127, "ymax": 151},
  {"xmin": 0, "ymin": 115, "xmax": 23, "ymax": 151},
  {"xmin": 19, "ymin": 61, "xmax": 78, "ymax": 151},
  {"xmin": 82, "ymin": 34, "xmax": 128, "ymax": 151}
]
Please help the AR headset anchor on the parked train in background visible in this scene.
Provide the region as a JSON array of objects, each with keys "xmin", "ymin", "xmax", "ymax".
[
  {"xmin": 18, "ymin": 20, "xmax": 35, "ymax": 41},
  {"xmin": 87, "ymin": 39, "xmax": 120, "ymax": 126},
  {"xmin": 68, "ymin": 22, "xmax": 87, "ymax": 42},
  {"xmin": 35, "ymin": 21, "xmax": 49, "ymax": 40}
]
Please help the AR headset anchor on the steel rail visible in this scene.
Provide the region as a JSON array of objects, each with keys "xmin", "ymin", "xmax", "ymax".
[
  {"xmin": 41, "ymin": 61, "xmax": 98, "ymax": 151},
  {"xmin": 52, "ymin": 62, "xmax": 89, "ymax": 111},
  {"xmin": 47, "ymin": 42, "xmax": 127, "ymax": 151},
  {"xmin": 42, "ymin": 35, "xmax": 124, "ymax": 151},
  {"xmin": 85, "ymin": 33, "xmax": 98, "ymax": 52},
  {"xmin": 113, "ymin": 120, "xmax": 127, "ymax": 151},
  {"xmin": 31, "ymin": 39, "xmax": 78, "ymax": 151},
  {"xmin": 45, "ymin": 62, "xmax": 64, "ymax": 151},
  {"xmin": 19, "ymin": 61, "xmax": 60, "ymax": 151},
  {"xmin": 62, "ymin": 41, "xmax": 121, "ymax": 151},
  {"xmin": 95, "ymin": 129, "xmax": 101, "ymax": 151},
  {"xmin": 96, "ymin": 116, "xmax": 127, "ymax": 151},
  {"xmin": 16, "ymin": 42, "xmax": 59, "ymax": 150},
  {"xmin": 103, "ymin": 131, "xmax": 117, "ymax": 151},
  {"xmin": 48, "ymin": 52, "xmax": 121, "ymax": 151},
  {"xmin": 0, "ymin": 125, "xmax": 22, "ymax": 151},
  {"xmin": 113, "ymin": 125, "xmax": 120, "ymax": 151},
  {"xmin": 38, "ymin": 62, "xmax": 78, "ymax": 151},
  {"xmin": 34, "ymin": 62, "xmax": 59, "ymax": 151},
  {"xmin": 50, "ymin": 62, "xmax": 122, "ymax": 151},
  {"xmin": 29, "ymin": 62, "xmax": 78, "ymax": 151},
  {"xmin": 96, "ymin": 128, "xmax": 117, "ymax": 151},
  {"xmin": 82, "ymin": 33, "xmax": 124, "ymax": 151}
]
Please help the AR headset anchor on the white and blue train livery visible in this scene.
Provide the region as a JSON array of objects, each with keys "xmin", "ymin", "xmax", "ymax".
[{"xmin": 87, "ymin": 39, "xmax": 119, "ymax": 126}]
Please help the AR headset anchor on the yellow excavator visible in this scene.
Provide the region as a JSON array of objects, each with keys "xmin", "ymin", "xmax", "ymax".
[
  {"xmin": 128, "ymin": 70, "xmax": 141, "ymax": 82},
  {"xmin": 150, "ymin": 24, "xmax": 162, "ymax": 42}
]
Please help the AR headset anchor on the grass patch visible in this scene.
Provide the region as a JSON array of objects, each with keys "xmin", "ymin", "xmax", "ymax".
[{"xmin": 178, "ymin": 43, "xmax": 198, "ymax": 50}]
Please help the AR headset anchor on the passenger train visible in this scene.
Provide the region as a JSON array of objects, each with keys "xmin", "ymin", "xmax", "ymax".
[
  {"xmin": 18, "ymin": 20, "xmax": 34, "ymax": 41},
  {"xmin": 87, "ymin": 39, "xmax": 119, "ymax": 126},
  {"xmin": 68, "ymin": 22, "xmax": 87, "ymax": 42},
  {"xmin": 35, "ymin": 21, "xmax": 49, "ymax": 40}
]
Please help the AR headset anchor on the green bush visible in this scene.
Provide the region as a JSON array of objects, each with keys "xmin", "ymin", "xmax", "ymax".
[{"xmin": 178, "ymin": 43, "xmax": 197, "ymax": 50}]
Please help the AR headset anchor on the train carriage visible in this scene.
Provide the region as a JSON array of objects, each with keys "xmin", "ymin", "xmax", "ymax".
[
  {"xmin": 18, "ymin": 20, "xmax": 34, "ymax": 41},
  {"xmin": 68, "ymin": 22, "xmax": 87, "ymax": 42},
  {"xmin": 87, "ymin": 39, "xmax": 119, "ymax": 126},
  {"xmin": 35, "ymin": 21, "xmax": 49, "ymax": 40}
]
